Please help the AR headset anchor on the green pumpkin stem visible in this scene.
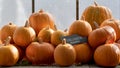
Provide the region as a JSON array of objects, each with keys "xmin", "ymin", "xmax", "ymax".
[{"xmin": 4, "ymin": 36, "xmax": 11, "ymax": 46}]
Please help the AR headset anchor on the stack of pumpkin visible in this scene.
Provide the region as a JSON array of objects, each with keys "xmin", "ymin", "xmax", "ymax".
[{"xmin": 0, "ymin": 1, "xmax": 120, "ymax": 67}]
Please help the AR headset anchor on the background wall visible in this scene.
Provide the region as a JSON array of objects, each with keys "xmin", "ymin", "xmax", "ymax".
[{"xmin": 0, "ymin": 0, "xmax": 120, "ymax": 30}]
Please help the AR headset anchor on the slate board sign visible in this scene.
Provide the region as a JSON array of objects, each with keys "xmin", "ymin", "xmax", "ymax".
[{"xmin": 61, "ymin": 34, "xmax": 88, "ymax": 45}]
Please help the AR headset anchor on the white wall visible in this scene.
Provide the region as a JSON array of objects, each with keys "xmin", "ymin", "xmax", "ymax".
[{"xmin": 0, "ymin": 0, "xmax": 120, "ymax": 30}]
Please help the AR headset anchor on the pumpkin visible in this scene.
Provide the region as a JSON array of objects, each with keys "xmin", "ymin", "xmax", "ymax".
[
  {"xmin": 100, "ymin": 19, "xmax": 120, "ymax": 41},
  {"xmin": 69, "ymin": 16, "xmax": 92, "ymax": 37},
  {"xmin": 0, "ymin": 36, "xmax": 19, "ymax": 66},
  {"xmin": 88, "ymin": 26, "xmax": 116, "ymax": 49},
  {"xmin": 81, "ymin": 1, "xmax": 112, "ymax": 29},
  {"xmin": 51, "ymin": 25, "xmax": 68, "ymax": 47},
  {"xmin": 74, "ymin": 43, "xmax": 93, "ymax": 64},
  {"xmin": 0, "ymin": 22, "xmax": 17, "ymax": 43},
  {"xmin": 29, "ymin": 9, "xmax": 56, "ymax": 35},
  {"xmin": 13, "ymin": 21, "xmax": 36, "ymax": 48},
  {"xmin": 14, "ymin": 44, "xmax": 25, "ymax": 61},
  {"xmin": 26, "ymin": 41, "xmax": 54, "ymax": 65},
  {"xmin": 94, "ymin": 44, "xmax": 120, "ymax": 67},
  {"xmin": 37, "ymin": 26, "xmax": 54, "ymax": 43},
  {"xmin": 54, "ymin": 39, "xmax": 76, "ymax": 66}
]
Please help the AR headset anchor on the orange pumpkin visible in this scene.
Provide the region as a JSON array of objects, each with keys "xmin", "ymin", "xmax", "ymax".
[
  {"xmin": 14, "ymin": 44, "xmax": 25, "ymax": 62},
  {"xmin": 51, "ymin": 26, "xmax": 68, "ymax": 47},
  {"xmin": 26, "ymin": 41, "xmax": 54, "ymax": 65},
  {"xmin": 94, "ymin": 44, "xmax": 120, "ymax": 67},
  {"xmin": 81, "ymin": 1, "xmax": 112, "ymax": 29},
  {"xmin": 0, "ymin": 36, "xmax": 19, "ymax": 66},
  {"xmin": 13, "ymin": 21, "xmax": 36, "ymax": 48},
  {"xmin": 69, "ymin": 17, "xmax": 92, "ymax": 37},
  {"xmin": 29, "ymin": 9, "xmax": 56, "ymax": 35},
  {"xmin": 38, "ymin": 26, "xmax": 54, "ymax": 43},
  {"xmin": 74, "ymin": 43, "xmax": 93, "ymax": 64},
  {"xmin": 88, "ymin": 26, "xmax": 116, "ymax": 49},
  {"xmin": 0, "ymin": 22, "xmax": 17, "ymax": 43},
  {"xmin": 54, "ymin": 39, "xmax": 76, "ymax": 66},
  {"xmin": 100, "ymin": 19, "xmax": 120, "ymax": 41}
]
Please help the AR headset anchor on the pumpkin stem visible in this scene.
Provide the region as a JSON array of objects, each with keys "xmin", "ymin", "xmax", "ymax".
[
  {"xmin": 54, "ymin": 24, "xmax": 58, "ymax": 31},
  {"xmin": 9, "ymin": 22, "xmax": 13, "ymax": 25},
  {"xmin": 4, "ymin": 36, "xmax": 11, "ymax": 46},
  {"xmin": 62, "ymin": 38, "xmax": 66, "ymax": 45},
  {"xmin": 39, "ymin": 9, "xmax": 44, "ymax": 13},
  {"xmin": 45, "ymin": 25, "xmax": 50, "ymax": 30},
  {"xmin": 81, "ymin": 16, "xmax": 85, "ymax": 21},
  {"xmin": 94, "ymin": 22, "xmax": 99, "ymax": 29},
  {"xmin": 25, "ymin": 20, "xmax": 30, "ymax": 27},
  {"xmin": 94, "ymin": 1, "xmax": 98, "ymax": 6},
  {"xmin": 38, "ymin": 37, "xmax": 43, "ymax": 44},
  {"xmin": 64, "ymin": 28, "xmax": 68, "ymax": 32}
]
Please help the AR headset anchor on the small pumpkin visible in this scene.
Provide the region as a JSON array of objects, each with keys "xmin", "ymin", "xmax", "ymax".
[
  {"xmin": 26, "ymin": 41, "xmax": 54, "ymax": 65},
  {"xmin": 0, "ymin": 36, "xmax": 19, "ymax": 66},
  {"xmin": 13, "ymin": 21, "xmax": 36, "ymax": 48},
  {"xmin": 88, "ymin": 26, "xmax": 116, "ymax": 49},
  {"xmin": 54, "ymin": 39, "xmax": 76, "ymax": 66},
  {"xmin": 29, "ymin": 9, "xmax": 56, "ymax": 35},
  {"xmin": 94, "ymin": 44, "xmax": 120, "ymax": 67},
  {"xmin": 51, "ymin": 25, "xmax": 68, "ymax": 47},
  {"xmin": 100, "ymin": 19, "xmax": 120, "ymax": 41},
  {"xmin": 37, "ymin": 26, "xmax": 54, "ymax": 43},
  {"xmin": 81, "ymin": 1, "xmax": 112, "ymax": 29},
  {"xmin": 69, "ymin": 16, "xmax": 92, "ymax": 37},
  {"xmin": 74, "ymin": 43, "xmax": 93, "ymax": 64},
  {"xmin": 0, "ymin": 22, "xmax": 17, "ymax": 43}
]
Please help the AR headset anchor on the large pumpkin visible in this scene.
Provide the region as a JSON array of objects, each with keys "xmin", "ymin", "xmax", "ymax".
[
  {"xmin": 13, "ymin": 21, "xmax": 36, "ymax": 48},
  {"xmin": 54, "ymin": 39, "xmax": 76, "ymax": 66},
  {"xmin": 29, "ymin": 9, "xmax": 56, "ymax": 35},
  {"xmin": 100, "ymin": 19, "xmax": 120, "ymax": 41},
  {"xmin": 0, "ymin": 36, "xmax": 19, "ymax": 66},
  {"xmin": 94, "ymin": 44, "xmax": 120, "ymax": 67},
  {"xmin": 26, "ymin": 41, "xmax": 54, "ymax": 65},
  {"xmin": 88, "ymin": 26, "xmax": 116, "ymax": 49},
  {"xmin": 0, "ymin": 23, "xmax": 17, "ymax": 43},
  {"xmin": 81, "ymin": 1, "xmax": 112, "ymax": 29},
  {"xmin": 69, "ymin": 17, "xmax": 92, "ymax": 37}
]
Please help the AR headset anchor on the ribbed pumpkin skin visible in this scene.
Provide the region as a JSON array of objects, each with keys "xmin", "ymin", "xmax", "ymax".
[
  {"xmin": 0, "ymin": 44, "xmax": 19, "ymax": 66},
  {"xmin": 38, "ymin": 26, "xmax": 54, "ymax": 43},
  {"xmin": 13, "ymin": 26, "xmax": 36, "ymax": 47},
  {"xmin": 74, "ymin": 43, "xmax": 93, "ymax": 64},
  {"xmin": 51, "ymin": 30, "xmax": 67, "ymax": 47},
  {"xmin": 0, "ymin": 23, "xmax": 17, "ymax": 43},
  {"xmin": 26, "ymin": 42, "xmax": 54, "ymax": 65},
  {"xmin": 100, "ymin": 19, "xmax": 120, "ymax": 41},
  {"xmin": 94, "ymin": 44, "xmax": 120, "ymax": 67},
  {"xmin": 88, "ymin": 26, "xmax": 116, "ymax": 49},
  {"xmin": 69, "ymin": 20, "xmax": 92, "ymax": 37},
  {"xmin": 54, "ymin": 43, "xmax": 76, "ymax": 66},
  {"xmin": 29, "ymin": 10, "xmax": 55, "ymax": 35},
  {"xmin": 81, "ymin": 2, "xmax": 112, "ymax": 30}
]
